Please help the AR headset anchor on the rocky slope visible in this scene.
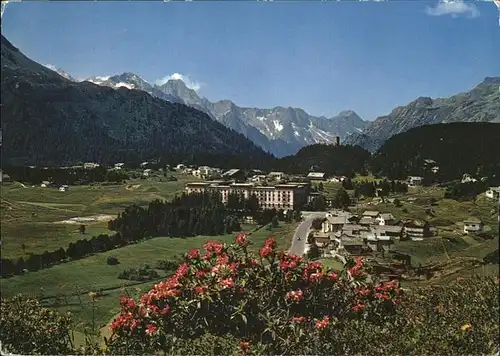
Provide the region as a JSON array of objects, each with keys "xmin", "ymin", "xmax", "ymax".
[
  {"xmin": 74, "ymin": 72, "xmax": 368, "ymax": 157},
  {"xmin": 344, "ymin": 78, "xmax": 500, "ymax": 152},
  {"xmin": 0, "ymin": 35, "xmax": 273, "ymax": 167}
]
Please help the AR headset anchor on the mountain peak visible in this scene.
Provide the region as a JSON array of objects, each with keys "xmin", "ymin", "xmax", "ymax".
[{"xmin": 482, "ymin": 77, "xmax": 500, "ymax": 85}]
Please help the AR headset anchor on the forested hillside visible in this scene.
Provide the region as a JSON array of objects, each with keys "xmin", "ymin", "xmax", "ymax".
[
  {"xmin": 371, "ymin": 122, "xmax": 500, "ymax": 182},
  {"xmin": 0, "ymin": 35, "xmax": 273, "ymax": 169}
]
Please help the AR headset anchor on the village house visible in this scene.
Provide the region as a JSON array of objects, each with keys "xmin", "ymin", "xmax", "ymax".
[
  {"xmin": 372, "ymin": 225, "xmax": 404, "ymax": 240},
  {"xmin": 83, "ymin": 162, "xmax": 100, "ymax": 169},
  {"xmin": 307, "ymin": 172, "xmax": 326, "ymax": 181},
  {"xmin": 251, "ymin": 175, "xmax": 268, "ymax": 183},
  {"xmin": 359, "ymin": 216, "xmax": 376, "ymax": 226},
  {"xmin": 114, "ymin": 163, "xmax": 125, "ymax": 170},
  {"xmin": 175, "ymin": 164, "xmax": 186, "ymax": 171},
  {"xmin": 403, "ymin": 219, "xmax": 431, "ymax": 239},
  {"xmin": 140, "ymin": 162, "xmax": 149, "ymax": 168},
  {"xmin": 463, "ymin": 218, "xmax": 484, "ymax": 235},
  {"xmin": 365, "ymin": 232, "xmax": 392, "ymax": 252},
  {"xmin": 267, "ymin": 171, "xmax": 286, "ymax": 181},
  {"xmin": 485, "ymin": 186, "xmax": 500, "ymax": 200},
  {"xmin": 185, "ymin": 181, "xmax": 308, "ymax": 210},
  {"xmin": 362, "ymin": 210, "xmax": 380, "ymax": 219},
  {"xmin": 407, "ymin": 176, "xmax": 423, "ymax": 187},
  {"xmin": 376, "ymin": 213, "xmax": 397, "ymax": 226},
  {"xmin": 336, "ymin": 235, "xmax": 367, "ymax": 255},
  {"xmin": 192, "ymin": 166, "xmax": 219, "ymax": 180},
  {"xmin": 58, "ymin": 185, "xmax": 69, "ymax": 192},
  {"xmin": 143, "ymin": 169, "xmax": 152, "ymax": 177},
  {"xmin": 321, "ymin": 215, "xmax": 349, "ymax": 234}
]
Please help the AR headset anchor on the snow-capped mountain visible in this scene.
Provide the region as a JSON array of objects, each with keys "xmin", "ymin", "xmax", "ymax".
[{"xmin": 60, "ymin": 70, "xmax": 368, "ymax": 157}]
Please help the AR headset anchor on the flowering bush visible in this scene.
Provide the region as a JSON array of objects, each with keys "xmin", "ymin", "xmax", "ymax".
[
  {"xmin": 0, "ymin": 295, "xmax": 74, "ymax": 355},
  {"xmin": 106, "ymin": 234, "xmax": 403, "ymax": 354}
]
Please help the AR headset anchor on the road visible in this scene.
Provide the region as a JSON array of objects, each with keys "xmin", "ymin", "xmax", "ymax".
[{"xmin": 288, "ymin": 212, "xmax": 325, "ymax": 256}]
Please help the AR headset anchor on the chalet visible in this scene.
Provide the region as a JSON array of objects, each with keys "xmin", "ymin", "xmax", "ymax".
[
  {"xmin": 373, "ymin": 225, "xmax": 403, "ymax": 240},
  {"xmin": 321, "ymin": 216, "xmax": 348, "ymax": 234},
  {"xmin": 365, "ymin": 232, "xmax": 392, "ymax": 252},
  {"xmin": 485, "ymin": 187, "xmax": 500, "ymax": 200},
  {"xmin": 140, "ymin": 162, "xmax": 149, "ymax": 168},
  {"xmin": 175, "ymin": 164, "xmax": 186, "ymax": 171},
  {"xmin": 362, "ymin": 211, "xmax": 380, "ymax": 218},
  {"xmin": 143, "ymin": 169, "xmax": 152, "ymax": 177},
  {"xmin": 339, "ymin": 236, "xmax": 367, "ymax": 255},
  {"xmin": 307, "ymin": 172, "xmax": 326, "ymax": 181},
  {"xmin": 342, "ymin": 224, "xmax": 367, "ymax": 236},
  {"xmin": 114, "ymin": 163, "xmax": 125, "ymax": 170},
  {"xmin": 404, "ymin": 219, "xmax": 430, "ymax": 239},
  {"xmin": 314, "ymin": 233, "xmax": 332, "ymax": 249},
  {"xmin": 376, "ymin": 213, "xmax": 397, "ymax": 226},
  {"xmin": 268, "ymin": 172, "xmax": 286, "ymax": 181},
  {"xmin": 463, "ymin": 218, "xmax": 484, "ymax": 235},
  {"xmin": 222, "ymin": 169, "xmax": 246, "ymax": 182},
  {"xmin": 408, "ymin": 176, "xmax": 423, "ymax": 187},
  {"xmin": 359, "ymin": 216, "xmax": 376, "ymax": 226},
  {"xmin": 59, "ymin": 185, "xmax": 69, "ymax": 192}
]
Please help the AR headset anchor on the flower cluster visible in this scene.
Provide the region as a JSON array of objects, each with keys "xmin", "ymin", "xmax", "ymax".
[
  {"xmin": 259, "ymin": 237, "xmax": 277, "ymax": 258},
  {"xmin": 108, "ymin": 234, "xmax": 404, "ymax": 354}
]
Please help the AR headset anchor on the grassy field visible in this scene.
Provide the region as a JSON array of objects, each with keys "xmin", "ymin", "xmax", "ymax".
[
  {"xmin": 0, "ymin": 173, "xmax": 201, "ymax": 258},
  {"xmin": 0, "ymin": 220, "xmax": 297, "ymax": 334}
]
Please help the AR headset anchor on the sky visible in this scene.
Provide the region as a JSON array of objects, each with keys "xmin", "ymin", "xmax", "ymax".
[{"xmin": 2, "ymin": 0, "xmax": 499, "ymax": 120}]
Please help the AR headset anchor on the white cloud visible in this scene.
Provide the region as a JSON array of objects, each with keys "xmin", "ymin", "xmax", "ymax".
[
  {"xmin": 426, "ymin": 0, "xmax": 480, "ymax": 18},
  {"xmin": 155, "ymin": 73, "xmax": 204, "ymax": 91}
]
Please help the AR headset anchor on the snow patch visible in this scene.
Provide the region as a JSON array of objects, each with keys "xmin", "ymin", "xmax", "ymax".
[
  {"xmin": 115, "ymin": 82, "xmax": 135, "ymax": 89},
  {"xmin": 57, "ymin": 214, "xmax": 114, "ymax": 225},
  {"xmin": 256, "ymin": 116, "xmax": 265, "ymax": 121},
  {"xmin": 294, "ymin": 130, "xmax": 300, "ymax": 137},
  {"xmin": 273, "ymin": 120, "xmax": 283, "ymax": 132}
]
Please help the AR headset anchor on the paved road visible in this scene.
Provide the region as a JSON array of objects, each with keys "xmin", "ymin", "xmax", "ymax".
[{"xmin": 288, "ymin": 212, "xmax": 325, "ymax": 256}]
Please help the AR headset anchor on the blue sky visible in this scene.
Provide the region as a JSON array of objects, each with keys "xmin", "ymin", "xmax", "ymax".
[{"xmin": 2, "ymin": 1, "xmax": 499, "ymax": 120}]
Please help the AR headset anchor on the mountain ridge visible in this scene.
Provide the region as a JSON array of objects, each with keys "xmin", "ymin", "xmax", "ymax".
[
  {"xmin": 1, "ymin": 35, "xmax": 273, "ymax": 168},
  {"xmin": 48, "ymin": 68, "xmax": 368, "ymax": 157},
  {"xmin": 344, "ymin": 78, "xmax": 500, "ymax": 152}
]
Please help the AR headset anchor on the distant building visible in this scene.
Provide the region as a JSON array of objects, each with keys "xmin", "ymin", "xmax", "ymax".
[
  {"xmin": 83, "ymin": 162, "xmax": 100, "ymax": 169},
  {"xmin": 403, "ymin": 219, "xmax": 430, "ymax": 238},
  {"xmin": 58, "ymin": 185, "xmax": 69, "ymax": 192},
  {"xmin": 140, "ymin": 162, "xmax": 149, "ymax": 168},
  {"xmin": 307, "ymin": 172, "xmax": 326, "ymax": 181},
  {"xmin": 175, "ymin": 164, "xmax": 186, "ymax": 171},
  {"xmin": 362, "ymin": 210, "xmax": 380, "ymax": 218},
  {"xmin": 407, "ymin": 176, "xmax": 423, "ymax": 187},
  {"xmin": 114, "ymin": 163, "xmax": 125, "ymax": 170},
  {"xmin": 143, "ymin": 169, "xmax": 152, "ymax": 177},
  {"xmin": 376, "ymin": 213, "xmax": 397, "ymax": 226},
  {"xmin": 185, "ymin": 181, "xmax": 308, "ymax": 210},
  {"xmin": 251, "ymin": 175, "xmax": 268, "ymax": 183},
  {"xmin": 485, "ymin": 187, "xmax": 500, "ymax": 200},
  {"xmin": 321, "ymin": 215, "xmax": 349, "ymax": 234},
  {"xmin": 463, "ymin": 218, "xmax": 484, "ymax": 235},
  {"xmin": 268, "ymin": 171, "xmax": 286, "ymax": 181}
]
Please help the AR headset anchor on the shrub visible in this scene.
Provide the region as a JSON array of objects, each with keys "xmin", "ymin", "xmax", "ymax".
[
  {"xmin": 0, "ymin": 295, "xmax": 74, "ymax": 355},
  {"xmin": 118, "ymin": 265, "xmax": 160, "ymax": 282},
  {"xmin": 106, "ymin": 235, "xmax": 403, "ymax": 355},
  {"xmin": 107, "ymin": 256, "xmax": 119, "ymax": 265}
]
